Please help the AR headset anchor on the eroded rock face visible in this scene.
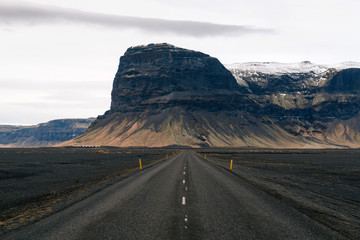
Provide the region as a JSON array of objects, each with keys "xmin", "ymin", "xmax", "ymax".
[
  {"xmin": 325, "ymin": 68, "xmax": 360, "ymax": 93},
  {"xmin": 64, "ymin": 43, "xmax": 360, "ymax": 148},
  {"xmin": 110, "ymin": 43, "xmax": 242, "ymax": 113}
]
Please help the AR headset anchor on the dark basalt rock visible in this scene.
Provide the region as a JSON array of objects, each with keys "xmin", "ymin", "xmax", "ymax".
[
  {"xmin": 245, "ymin": 72, "xmax": 324, "ymax": 94},
  {"xmin": 325, "ymin": 68, "xmax": 360, "ymax": 93},
  {"xmin": 110, "ymin": 43, "xmax": 243, "ymax": 113},
  {"xmin": 106, "ymin": 43, "xmax": 360, "ymax": 122}
]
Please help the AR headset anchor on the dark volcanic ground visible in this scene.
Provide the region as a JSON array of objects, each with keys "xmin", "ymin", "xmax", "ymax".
[
  {"xmin": 0, "ymin": 147, "xmax": 178, "ymax": 236},
  {"xmin": 201, "ymin": 149, "xmax": 360, "ymax": 240},
  {"xmin": 1, "ymin": 148, "xmax": 359, "ymax": 239}
]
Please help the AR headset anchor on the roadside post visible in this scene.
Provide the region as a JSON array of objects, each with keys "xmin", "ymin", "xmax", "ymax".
[
  {"xmin": 205, "ymin": 154, "xmax": 206, "ymax": 159},
  {"xmin": 139, "ymin": 159, "xmax": 142, "ymax": 170},
  {"xmin": 230, "ymin": 159, "xmax": 233, "ymax": 170}
]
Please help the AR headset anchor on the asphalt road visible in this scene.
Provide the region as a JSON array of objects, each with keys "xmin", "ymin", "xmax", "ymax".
[{"xmin": 6, "ymin": 151, "xmax": 346, "ymax": 240}]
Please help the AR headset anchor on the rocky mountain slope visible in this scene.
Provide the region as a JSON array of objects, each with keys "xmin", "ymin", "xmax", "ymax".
[
  {"xmin": 226, "ymin": 61, "xmax": 360, "ymax": 92},
  {"xmin": 63, "ymin": 43, "xmax": 360, "ymax": 148},
  {"xmin": 0, "ymin": 118, "xmax": 94, "ymax": 147}
]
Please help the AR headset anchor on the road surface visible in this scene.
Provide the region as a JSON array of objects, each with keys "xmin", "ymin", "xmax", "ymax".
[{"xmin": 6, "ymin": 151, "xmax": 345, "ymax": 239}]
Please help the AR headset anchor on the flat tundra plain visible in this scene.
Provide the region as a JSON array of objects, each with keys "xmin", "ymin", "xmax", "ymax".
[{"xmin": 0, "ymin": 148, "xmax": 359, "ymax": 239}]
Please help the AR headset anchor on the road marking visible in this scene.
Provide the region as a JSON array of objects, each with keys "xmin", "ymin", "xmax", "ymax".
[
  {"xmin": 184, "ymin": 167, "xmax": 186, "ymax": 169},
  {"xmin": 139, "ymin": 159, "xmax": 142, "ymax": 170},
  {"xmin": 185, "ymin": 187, "xmax": 188, "ymax": 191},
  {"xmin": 183, "ymin": 180, "xmax": 185, "ymax": 184},
  {"xmin": 182, "ymin": 196, "xmax": 186, "ymax": 205},
  {"xmin": 184, "ymin": 215, "xmax": 188, "ymax": 229},
  {"xmin": 183, "ymin": 171, "xmax": 185, "ymax": 174}
]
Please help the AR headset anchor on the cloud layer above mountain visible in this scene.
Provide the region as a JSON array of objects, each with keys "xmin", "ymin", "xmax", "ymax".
[{"xmin": 0, "ymin": 2, "xmax": 273, "ymax": 37}]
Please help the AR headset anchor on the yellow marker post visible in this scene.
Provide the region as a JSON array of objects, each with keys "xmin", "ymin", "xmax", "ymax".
[
  {"xmin": 204, "ymin": 154, "xmax": 206, "ymax": 159},
  {"xmin": 230, "ymin": 159, "xmax": 233, "ymax": 170},
  {"xmin": 139, "ymin": 158, "xmax": 142, "ymax": 170},
  {"xmin": 166, "ymin": 154, "xmax": 168, "ymax": 159}
]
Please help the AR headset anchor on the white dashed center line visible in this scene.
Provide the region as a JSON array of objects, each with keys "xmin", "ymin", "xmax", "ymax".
[{"xmin": 183, "ymin": 161, "xmax": 188, "ymax": 230}]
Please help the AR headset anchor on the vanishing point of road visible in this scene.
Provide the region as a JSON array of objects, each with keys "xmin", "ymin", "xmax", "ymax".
[{"xmin": 6, "ymin": 151, "xmax": 345, "ymax": 240}]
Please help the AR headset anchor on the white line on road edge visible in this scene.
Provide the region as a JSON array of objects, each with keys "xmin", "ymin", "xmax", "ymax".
[
  {"xmin": 182, "ymin": 197, "xmax": 186, "ymax": 205},
  {"xmin": 185, "ymin": 187, "xmax": 188, "ymax": 191},
  {"xmin": 183, "ymin": 180, "xmax": 185, "ymax": 184},
  {"xmin": 183, "ymin": 171, "xmax": 185, "ymax": 174}
]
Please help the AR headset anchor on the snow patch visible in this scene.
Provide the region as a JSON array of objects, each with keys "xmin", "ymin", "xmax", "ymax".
[
  {"xmin": 226, "ymin": 61, "xmax": 360, "ymax": 88},
  {"xmin": 226, "ymin": 61, "xmax": 360, "ymax": 75}
]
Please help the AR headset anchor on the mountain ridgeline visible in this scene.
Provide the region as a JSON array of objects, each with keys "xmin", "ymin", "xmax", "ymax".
[
  {"xmin": 64, "ymin": 43, "xmax": 360, "ymax": 148},
  {"xmin": 0, "ymin": 119, "xmax": 95, "ymax": 147}
]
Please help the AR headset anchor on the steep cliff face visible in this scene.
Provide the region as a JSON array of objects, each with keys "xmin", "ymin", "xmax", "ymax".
[
  {"xmin": 64, "ymin": 44, "xmax": 360, "ymax": 148},
  {"xmin": 325, "ymin": 68, "xmax": 360, "ymax": 93},
  {"xmin": 0, "ymin": 118, "xmax": 95, "ymax": 147},
  {"xmin": 110, "ymin": 43, "xmax": 242, "ymax": 113}
]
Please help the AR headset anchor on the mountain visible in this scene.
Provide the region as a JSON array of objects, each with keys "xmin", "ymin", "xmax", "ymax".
[
  {"xmin": 62, "ymin": 43, "xmax": 360, "ymax": 148},
  {"xmin": 0, "ymin": 118, "xmax": 95, "ymax": 147}
]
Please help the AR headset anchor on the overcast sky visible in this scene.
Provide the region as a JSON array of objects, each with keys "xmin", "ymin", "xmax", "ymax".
[{"xmin": 1, "ymin": 0, "xmax": 359, "ymax": 125}]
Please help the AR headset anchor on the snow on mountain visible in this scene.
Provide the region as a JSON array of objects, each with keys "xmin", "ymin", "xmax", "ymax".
[
  {"xmin": 226, "ymin": 61, "xmax": 360, "ymax": 75},
  {"xmin": 226, "ymin": 61, "xmax": 328, "ymax": 75},
  {"xmin": 225, "ymin": 61, "xmax": 360, "ymax": 89},
  {"xmin": 329, "ymin": 61, "xmax": 360, "ymax": 70}
]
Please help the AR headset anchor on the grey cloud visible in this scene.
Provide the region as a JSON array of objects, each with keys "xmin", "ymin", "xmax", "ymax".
[{"xmin": 0, "ymin": 2, "xmax": 274, "ymax": 37}]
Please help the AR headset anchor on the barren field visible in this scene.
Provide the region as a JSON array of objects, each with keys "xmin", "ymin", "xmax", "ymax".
[
  {"xmin": 1, "ymin": 148, "xmax": 359, "ymax": 239},
  {"xmin": 0, "ymin": 147, "xmax": 178, "ymax": 237},
  {"xmin": 201, "ymin": 149, "xmax": 360, "ymax": 240}
]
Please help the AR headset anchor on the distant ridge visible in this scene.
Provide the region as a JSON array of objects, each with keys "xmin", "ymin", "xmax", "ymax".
[{"xmin": 0, "ymin": 118, "xmax": 95, "ymax": 147}]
